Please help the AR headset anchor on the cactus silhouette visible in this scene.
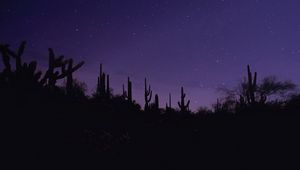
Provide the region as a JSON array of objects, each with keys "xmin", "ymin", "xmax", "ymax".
[
  {"xmin": 154, "ymin": 94, "xmax": 159, "ymax": 110},
  {"xmin": 166, "ymin": 93, "xmax": 172, "ymax": 110},
  {"xmin": 96, "ymin": 64, "xmax": 110, "ymax": 99},
  {"xmin": 144, "ymin": 78, "xmax": 152, "ymax": 110},
  {"xmin": 40, "ymin": 48, "xmax": 84, "ymax": 92},
  {"xmin": 246, "ymin": 65, "xmax": 257, "ymax": 105},
  {"xmin": 122, "ymin": 84, "xmax": 126, "ymax": 99},
  {"xmin": 123, "ymin": 77, "xmax": 132, "ymax": 102},
  {"xmin": 64, "ymin": 59, "xmax": 84, "ymax": 95},
  {"xmin": 40, "ymin": 48, "xmax": 68, "ymax": 87},
  {"xmin": 0, "ymin": 41, "xmax": 42, "ymax": 86},
  {"xmin": 178, "ymin": 87, "xmax": 190, "ymax": 112},
  {"xmin": 5, "ymin": 41, "xmax": 26, "ymax": 72}
]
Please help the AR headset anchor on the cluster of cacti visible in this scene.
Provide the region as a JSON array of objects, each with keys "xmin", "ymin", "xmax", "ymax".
[
  {"xmin": 178, "ymin": 87, "xmax": 190, "ymax": 112},
  {"xmin": 0, "ymin": 42, "xmax": 42, "ymax": 86},
  {"xmin": 1, "ymin": 42, "xmax": 196, "ymax": 112},
  {"xmin": 0, "ymin": 42, "xmax": 195, "ymax": 112},
  {"xmin": 239, "ymin": 65, "xmax": 268, "ymax": 106},
  {"xmin": 122, "ymin": 77, "xmax": 132, "ymax": 102},
  {"xmin": 0, "ymin": 42, "xmax": 84, "ymax": 95},
  {"xmin": 4, "ymin": 41, "xmax": 297, "ymax": 115},
  {"xmin": 238, "ymin": 65, "xmax": 266, "ymax": 106},
  {"xmin": 144, "ymin": 78, "xmax": 152, "ymax": 110},
  {"xmin": 96, "ymin": 64, "xmax": 110, "ymax": 99},
  {"xmin": 40, "ymin": 48, "xmax": 84, "ymax": 94},
  {"xmin": 0, "ymin": 42, "xmax": 194, "ymax": 112}
]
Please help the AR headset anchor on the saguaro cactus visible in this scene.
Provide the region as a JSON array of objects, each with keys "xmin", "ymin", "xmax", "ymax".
[
  {"xmin": 96, "ymin": 64, "xmax": 110, "ymax": 98},
  {"xmin": 122, "ymin": 84, "xmax": 126, "ymax": 99},
  {"xmin": 178, "ymin": 87, "xmax": 190, "ymax": 112},
  {"xmin": 166, "ymin": 93, "xmax": 172, "ymax": 110},
  {"xmin": 41, "ymin": 48, "xmax": 84, "ymax": 92},
  {"xmin": 144, "ymin": 78, "xmax": 152, "ymax": 110},
  {"xmin": 5, "ymin": 41, "xmax": 26, "ymax": 72},
  {"xmin": 123, "ymin": 77, "xmax": 132, "ymax": 102},
  {"xmin": 246, "ymin": 65, "xmax": 257, "ymax": 105},
  {"xmin": 127, "ymin": 77, "xmax": 132, "ymax": 102},
  {"xmin": 40, "ymin": 48, "xmax": 67, "ymax": 87},
  {"xmin": 64, "ymin": 59, "xmax": 84, "ymax": 95},
  {"xmin": 154, "ymin": 94, "xmax": 159, "ymax": 110}
]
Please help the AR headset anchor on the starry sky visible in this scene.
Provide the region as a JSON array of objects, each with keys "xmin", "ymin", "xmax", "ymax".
[{"xmin": 1, "ymin": 0, "xmax": 300, "ymax": 110}]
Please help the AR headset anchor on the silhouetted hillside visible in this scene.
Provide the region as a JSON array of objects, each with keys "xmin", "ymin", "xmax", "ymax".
[{"xmin": 1, "ymin": 42, "xmax": 300, "ymax": 169}]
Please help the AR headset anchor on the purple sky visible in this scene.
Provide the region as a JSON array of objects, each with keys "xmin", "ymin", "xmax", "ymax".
[{"xmin": 1, "ymin": 0, "xmax": 300, "ymax": 110}]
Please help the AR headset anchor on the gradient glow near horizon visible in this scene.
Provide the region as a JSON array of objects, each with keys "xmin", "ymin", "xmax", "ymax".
[{"xmin": 1, "ymin": 0, "xmax": 300, "ymax": 110}]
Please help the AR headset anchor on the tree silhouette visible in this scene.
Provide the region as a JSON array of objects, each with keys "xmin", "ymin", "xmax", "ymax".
[{"xmin": 258, "ymin": 76, "xmax": 296, "ymax": 101}]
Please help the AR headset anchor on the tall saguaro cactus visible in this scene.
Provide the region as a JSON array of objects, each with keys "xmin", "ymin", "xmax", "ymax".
[
  {"xmin": 178, "ymin": 87, "xmax": 190, "ymax": 112},
  {"xmin": 96, "ymin": 64, "xmax": 110, "ymax": 99},
  {"xmin": 123, "ymin": 77, "xmax": 133, "ymax": 102},
  {"xmin": 128, "ymin": 77, "xmax": 132, "ymax": 102},
  {"xmin": 154, "ymin": 94, "xmax": 159, "ymax": 110},
  {"xmin": 166, "ymin": 93, "xmax": 172, "ymax": 110},
  {"xmin": 122, "ymin": 84, "xmax": 126, "ymax": 99},
  {"xmin": 144, "ymin": 78, "xmax": 152, "ymax": 110},
  {"xmin": 246, "ymin": 65, "xmax": 257, "ymax": 105}
]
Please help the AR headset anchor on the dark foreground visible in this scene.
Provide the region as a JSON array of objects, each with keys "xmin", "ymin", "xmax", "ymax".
[
  {"xmin": 3, "ymin": 104, "xmax": 300, "ymax": 170},
  {"xmin": 1, "ymin": 42, "xmax": 300, "ymax": 169}
]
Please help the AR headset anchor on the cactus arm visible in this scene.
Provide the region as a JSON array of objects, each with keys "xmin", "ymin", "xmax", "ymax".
[{"xmin": 70, "ymin": 61, "xmax": 84, "ymax": 73}]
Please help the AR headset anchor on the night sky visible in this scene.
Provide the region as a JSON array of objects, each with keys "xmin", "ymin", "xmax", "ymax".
[{"xmin": 1, "ymin": 0, "xmax": 300, "ymax": 110}]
